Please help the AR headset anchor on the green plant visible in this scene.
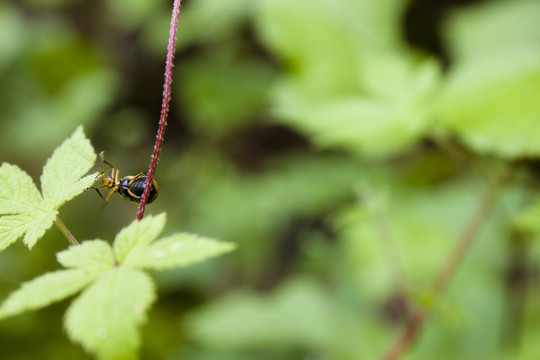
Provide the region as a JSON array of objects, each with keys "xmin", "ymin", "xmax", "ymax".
[
  {"xmin": 0, "ymin": 2, "xmax": 238, "ymax": 358},
  {"xmin": 3, "ymin": 0, "xmax": 540, "ymax": 359},
  {"xmin": 180, "ymin": 1, "xmax": 540, "ymax": 359},
  {"xmin": 0, "ymin": 128, "xmax": 235, "ymax": 360}
]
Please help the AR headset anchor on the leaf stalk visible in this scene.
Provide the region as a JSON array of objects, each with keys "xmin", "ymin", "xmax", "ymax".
[{"xmin": 55, "ymin": 216, "xmax": 79, "ymax": 246}]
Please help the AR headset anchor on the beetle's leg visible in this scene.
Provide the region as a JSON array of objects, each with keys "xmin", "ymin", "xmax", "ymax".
[
  {"xmin": 112, "ymin": 168, "xmax": 120, "ymax": 185},
  {"xmin": 85, "ymin": 171, "xmax": 112, "ymax": 193},
  {"xmin": 86, "ymin": 183, "xmax": 113, "ymax": 199},
  {"xmin": 88, "ymin": 186, "xmax": 115, "ymax": 202},
  {"xmin": 122, "ymin": 195, "xmax": 142, "ymax": 205},
  {"xmin": 126, "ymin": 188, "xmax": 142, "ymax": 201},
  {"xmin": 104, "ymin": 187, "xmax": 118, "ymax": 202},
  {"xmin": 95, "ymin": 188, "xmax": 106, "ymax": 201},
  {"xmin": 85, "ymin": 187, "xmax": 107, "ymax": 201},
  {"xmin": 126, "ymin": 173, "xmax": 146, "ymax": 187}
]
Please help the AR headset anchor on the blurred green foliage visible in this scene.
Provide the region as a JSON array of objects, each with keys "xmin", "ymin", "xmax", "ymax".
[
  {"xmin": 2, "ymin": 0, "xmax": 540, "ymax": 359},
  {"xmin": 254, "ymin": 0, "xmax": 441, "ymax": 158},
  {"xmin": 436, "ymin": 0, "xmax": 540, "ymax": 158}
]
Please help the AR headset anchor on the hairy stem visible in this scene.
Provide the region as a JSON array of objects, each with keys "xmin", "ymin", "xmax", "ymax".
[
  {"xmin": 54, "ymin": 216, "xmax": 79, "ymax": 246},
  {"xmin": 380, "ymin": 176, "xmax": 504, "ymax": 360},
  {"xmin": 136, "ymin": 0, "xmax": 182, "ymax": 220}
]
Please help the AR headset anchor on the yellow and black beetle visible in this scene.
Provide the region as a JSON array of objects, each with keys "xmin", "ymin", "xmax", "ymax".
[{"xmin": 88, "ymin": 152, "xmax": 159, "ymax": 204}]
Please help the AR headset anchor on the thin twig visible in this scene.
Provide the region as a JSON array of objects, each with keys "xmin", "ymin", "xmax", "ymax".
[
  {"xmin": 54, "ymin": 216, "xmax": 79, "ymax": 246},
  {"xmin": 136, "ymin": 0, "xmax": 182, "ymax": 220},
  {"xmin": 375, "ymin": 208, "xmax": 408, "ymax": 293},
  {"xmin": 359, "ymin": 183, "xmax": 408, "ymax": 292},
  {"xmin": 380, "ymin": 176, "xmax": 505, "ymax": 360}
]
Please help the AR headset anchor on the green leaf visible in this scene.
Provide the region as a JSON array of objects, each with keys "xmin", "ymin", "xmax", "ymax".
[
  {"xmin": 0, "ymin": 163, "xmax": 43, "ymax": 215},
  {"xmin": 0, "ymin": 209, "xmax": 233, "ymax": 359},
  {"xmin": 0, "ymin": 126, "xmax": 96, "ymax": 250},
  {"xmin": 189, "ymin": 279, "xmax": 332, "ymax": 347},
  {"xmin": 57, "ymin": 240, "xmax": 116, "ymax": 272},
  {"xmin": 436, "ymin": 0, "xmax": 540, "ymax": 158},
  {"xmin": 274, "ymin": 58, "xmax": 439, "ymax": 157},
  {"xmin": 442, "ymin": 0, "xmax": 540, "ymax": 62},
  {"xmin": 0, "ymin": 209, "xmax": 57, "ymax": 250},
  {"xmin": 513, "ymin": 195, "xmax": 540, "ymax": 238},
  {"xmin": 0, "ymin": 163, "xmax": 58, "ymax": 249},
  {"xmin": 113, "ymin": 213, "xmax": 166, "ymax": 263},
  {"xmin": 21, "ymin": 210, "xmax": 59, "ymax": 249},
  {"xmin": 255, "ymin": 0, "xmax": 440, "ymax": 158},
  {"xmin": 123, "ymin": 233, "xmax": 236, "ymax": 270},
  {"xmin": 187, "ymin": 279, "xmax": 360, "ymax": 358},
  {"xmin": 0, "ymin": 269, "xmax": 96, "ymax": 320},
  {"xmin": 40, "ymin": 125, "xmax": 97, "ymax": 208},
  {"xmin": 64, "ymin": 267, "xmax": 156, "ymax": 360},
  {"xmin": 0, "ymin": 215, "xmax": 28, "ymax": 250},
  {"xmin": 255, "ymin": 0, "xmax": 407, "ymax": 86}
]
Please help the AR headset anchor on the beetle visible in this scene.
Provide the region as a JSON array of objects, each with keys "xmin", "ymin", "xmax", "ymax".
[{"xmin": 88, "ymin": 152, "xmax": 159, "ymax": 204}]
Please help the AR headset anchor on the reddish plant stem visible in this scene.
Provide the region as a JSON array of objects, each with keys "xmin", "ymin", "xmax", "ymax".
[
  {"xmin": 380, "ymin": 177, "xmax": 503, "ymax": 360},
  {"xmin": 137, "ymin": 0, "xmax": 182, "ymax": 220}
]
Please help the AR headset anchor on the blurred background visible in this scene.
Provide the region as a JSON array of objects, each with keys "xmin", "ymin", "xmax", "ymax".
[{"xmin": 2, "ymin": 0, "xmax": 540, "ymax": 359}]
